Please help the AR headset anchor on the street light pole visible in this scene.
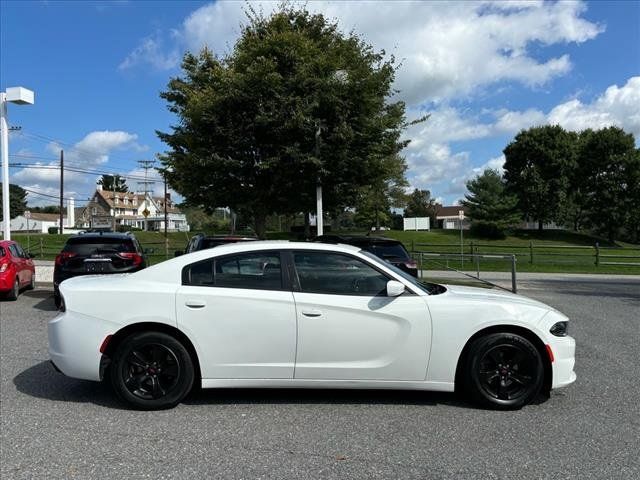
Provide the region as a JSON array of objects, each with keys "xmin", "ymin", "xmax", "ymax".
[
  {"xmin": 1, "ymin": 87, "xmax": 35, "ymax": 240},
  {"xmin": 315, "ymin": 122, "xmax": 323, "ymax": 237}
]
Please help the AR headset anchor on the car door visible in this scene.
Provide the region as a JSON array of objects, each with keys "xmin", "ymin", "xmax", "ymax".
[
  {"xmin": 8, "ymin": 244, "xmax": 26, "ymax": 286},
  {"xmin": 290, "ymin": 250, "xmax": 431, "ymax": 381},
  {"xmin": 12, "ymin": 243, "xmax": 33, "ymax": 285},
  {"xmin": 176, "ymin": 250, "xmax": 297, "ymax": 379}
]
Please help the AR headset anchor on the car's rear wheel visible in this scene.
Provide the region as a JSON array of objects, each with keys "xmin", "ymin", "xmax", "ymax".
[
  {"xmin": 110, "ymin": 331, "xmax": 194, "ymax": 410},
  {"xmin": 465, "ymin": 332, "xmax": 543, "ymax": 409},
  {"xmin": 27, "ymin": 273, "xmax": 35, "ymax": 290},
  {"xmin": 7, "ymin": 278, "xmax": 19, "ymax": 301}
]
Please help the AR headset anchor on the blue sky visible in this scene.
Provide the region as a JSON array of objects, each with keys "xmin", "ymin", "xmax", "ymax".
[{"xmin": 1, "ymin": 0, "xmax": 639, "ymax": 208}]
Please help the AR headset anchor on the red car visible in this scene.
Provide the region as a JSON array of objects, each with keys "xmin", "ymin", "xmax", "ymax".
[{"xmin": 0, "ymin": 240, "xmax": 36, "ymax": 300}]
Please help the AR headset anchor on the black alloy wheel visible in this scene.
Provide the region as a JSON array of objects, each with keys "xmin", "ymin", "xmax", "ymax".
[
  {"xmin": 110, "ymin": 332, "xmax": 194, "ymax": 410},
  {"xmin": 465, "ymin": 333, "xmax": 544, "ymax": 409}
]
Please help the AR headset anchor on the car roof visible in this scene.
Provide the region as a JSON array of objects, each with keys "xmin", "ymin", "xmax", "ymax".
[
  {"xmin": 316, "ymin": 235, "xmax": 403, "ymax": 245},
  {"xmin": 133, "ymin": 240, "xmax": 365, "ymax": 283},
  {"xmin": 66, "ymin": 232, "xmax": 136, "ymax": 241}
]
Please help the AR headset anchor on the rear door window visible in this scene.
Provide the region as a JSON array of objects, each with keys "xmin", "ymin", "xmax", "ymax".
[{"xmin": 184, "ymin": 251, "xmax": 283, "ymax": 291}]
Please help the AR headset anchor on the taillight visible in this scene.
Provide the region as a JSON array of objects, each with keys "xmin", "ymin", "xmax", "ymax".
[
  {"xmin": 55, "ymin": 252, "xmax": 76, "ymax": 266},
  {"xmin": 118, "ymin": 252, "xmax": 143, "ymax": 267},
  {"xmin": 0, "ymin": 262, "xmax": 8, "ymax": 273}
]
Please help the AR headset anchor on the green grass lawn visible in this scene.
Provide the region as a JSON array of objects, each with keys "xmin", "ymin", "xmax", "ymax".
[{"xmin": 9, "ymin": 228, "xmax": 640, "ymax": 274}]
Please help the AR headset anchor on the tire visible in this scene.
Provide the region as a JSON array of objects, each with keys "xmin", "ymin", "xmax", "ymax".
[
  {"xmin": 110, "ymin": 331, "xmax": 194, "ymax": 410},
  {"xmin": 7, "ymin": 279, "xmax": 19, "ymax": 301},
  {"xmin": 465, "ymin": 332, "xmax": 544, "ymax": 409},
  {"xmin": 53, "ymin": 293, "xmax": 61, "ymax": 309},
  {"xmin": 27, "ymin": 273, "xmax": 35, "ymax": 291}
]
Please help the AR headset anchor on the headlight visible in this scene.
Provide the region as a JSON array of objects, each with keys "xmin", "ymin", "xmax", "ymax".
[{"xmin": 550, "ymin": 321, "xmax": 568, "ymax": 337}]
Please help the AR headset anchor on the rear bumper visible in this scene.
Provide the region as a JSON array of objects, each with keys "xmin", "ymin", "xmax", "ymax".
[
  {"xmin": 48, "ymin": 311, "xmax": 117, "ymax": 381},
  {"xmin": 549, "ymin": 335, "xmax": 576, "ymax": 389}
]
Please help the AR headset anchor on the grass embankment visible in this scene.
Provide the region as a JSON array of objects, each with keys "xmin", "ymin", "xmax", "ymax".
[{"xmin": 9, "ymin": 229, "xmax": 640, "ymax": 274}]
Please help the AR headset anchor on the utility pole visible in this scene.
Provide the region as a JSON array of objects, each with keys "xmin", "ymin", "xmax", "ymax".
[
  {"xmin": 315, "ymin": 121, "xmax": 323, "ymax": 237},
  {"xmin": 112, "ymin": 176, "xmax": 117, "ymax": 232},
  {"xmin": 137, "ymin": 160, "xmax": 155, "ymax": 231},
  {"xmin": 163, "ymin": 175, "xmax": 168, "ymax": 237},
  {"xmin": 59, "ymin": 150, "xmax": 64, "ymax": 235}
]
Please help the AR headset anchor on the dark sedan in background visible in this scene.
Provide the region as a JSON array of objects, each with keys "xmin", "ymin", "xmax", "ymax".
[{"xmin": 315, "ymin": 235, "xmax": 418, "ymax": 277}]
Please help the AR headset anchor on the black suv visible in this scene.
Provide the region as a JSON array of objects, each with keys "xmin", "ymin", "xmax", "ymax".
[
  {"xmin": 315, "ymin": 235, "xmax": 418, "ymax": 277},
  {"xmin": 53, "ymin": 232, "xmax": 148, "ymax": 307},
  {"xmin": 176, "ymin": 233, "xmax": 257, "ymax": 256}
]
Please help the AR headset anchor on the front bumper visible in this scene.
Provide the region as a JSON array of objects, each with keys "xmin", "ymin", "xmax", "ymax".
[
  {"xmin": 48, "ymin": 310, "xmax": 117, "ymax": 381},
  {"xmin": 549, "ymin": 334, "xmax": 576, "ymax": 389}
]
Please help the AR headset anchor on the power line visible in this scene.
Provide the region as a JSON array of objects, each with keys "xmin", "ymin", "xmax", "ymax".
[
  {"xmin": 8, "ymin": 162, "xmax": 158, "ymax": 182},
  {"xmin": 17, "ymin": 130, "xmax": 153, "ymax": 171}
]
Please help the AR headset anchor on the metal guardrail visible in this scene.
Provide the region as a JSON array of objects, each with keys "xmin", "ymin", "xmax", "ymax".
[
  {"xmin": 411, "ymin": 241, "xmax": 640, "ymax": 268},
  {"xmin": 413, "ymin": 252, "xmax": 518, "ymax": 293}
]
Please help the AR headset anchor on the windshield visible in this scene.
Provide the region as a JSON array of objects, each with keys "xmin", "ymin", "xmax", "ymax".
[{"xmin": 360, "ymin": 250, "xmax": 444, "ymax": 295}]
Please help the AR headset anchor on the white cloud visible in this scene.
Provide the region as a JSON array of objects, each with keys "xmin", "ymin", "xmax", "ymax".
[
  {"xmin": 548, "ymin": 76, "xmax": 640, "ymax": 137},
  {"xmin": 122, "ymin": 1, "xmax": 602, "ymax": 103},
  {"xmin": 118, "ymin": 33, "xmax": 180, "ymax": 71},
  {"xmin": 493, "ymin": 108, "xmax": 547, "ymax": 134},
  {"xmin": 15, "ymin": 131, "xmax": 147, "ymax": 207}
]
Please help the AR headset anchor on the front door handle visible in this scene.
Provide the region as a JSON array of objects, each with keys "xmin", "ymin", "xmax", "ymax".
[
  {"xmin": 302, "ymin": 309, "xmax": 322, "ymax": 317},
  {"xmin": 185, "ymin": 300, "xmax": 206, "ymax": 309}
]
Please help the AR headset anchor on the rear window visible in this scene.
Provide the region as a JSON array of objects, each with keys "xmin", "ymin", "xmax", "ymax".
[
  {"xmin": 63, "ymin": 237, "xmax": 135, "ymax": 255},
  {"xmin": 0, "ymin": 246, "xmax": 5, "ymax": 257},
  {"xmin": 364, "ymin": 243, "xmax": 410, "ymax": 260},
  {"xmin": 201, "ymin": 239, "xmax": 227, "ymax": 249}
]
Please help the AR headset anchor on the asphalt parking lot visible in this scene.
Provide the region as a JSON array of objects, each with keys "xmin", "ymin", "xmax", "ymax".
[{"xmin": 1, "ymin": 277, "xmax": 639, "ymax": 479}]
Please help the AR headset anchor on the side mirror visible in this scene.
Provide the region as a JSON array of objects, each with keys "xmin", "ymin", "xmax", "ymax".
[
  {"xmin": 386, "ymin": 280, "xmax": 405, "ymax": 297},
  {"xmin": 174, "ymin": 250, "xmax": 183, "ymax": 257},
  {"xmin": 28, "ymin": 253, "xmax": 35, "ymax": 258}
]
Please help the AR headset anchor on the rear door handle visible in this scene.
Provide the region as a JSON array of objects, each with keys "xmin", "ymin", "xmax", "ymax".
[
  {"xmin": 302, "ymin": 309, "xmax": 322, "ymax": 317},
  {"xmin": 185, "ymin": 300, "xmax": 206, "ymax": 309}
]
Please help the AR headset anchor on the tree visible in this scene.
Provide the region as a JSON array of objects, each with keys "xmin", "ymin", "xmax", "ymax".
[
  {"xmin": 461, "ymin": 169, "xmax": 520, "ymax": 238},
  {"xmin": 579, "ymin": 127, "xmax": 639, "ymax": 242},
  {"xmin": 624, "ymin": 148, "xmax": 640, "ymax": 243},
  {"xmin": 97, "ymin": 174, "xmax": 128, "ymax": 193},
  {"xmin": 503, "ymin": 125, "xmax": 578, "ymax": 230},
  {"xmin": 157, "ymin": 6, "xmax": 419, "ymax": 237},
  {"xmin": 0, "ymin": 184, "xmax": 28, "ymax": 221},
  {"xmin": 354, "ymin": 154, "xmax": 407, "ymax": 231}
]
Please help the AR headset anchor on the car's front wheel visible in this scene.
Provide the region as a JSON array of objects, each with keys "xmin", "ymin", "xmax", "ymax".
[
  {"xmin": 110, "ymin": 331, "xmax": 195, "ymax": 410},
  {"xmin": 465, "ymin": 332, "xmax": 544, "ymax": 409}
]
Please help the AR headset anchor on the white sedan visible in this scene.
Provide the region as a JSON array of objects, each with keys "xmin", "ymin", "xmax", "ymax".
[{"xmin": 48, "ymin": 241, "xmax": 576, "ymax": 410}]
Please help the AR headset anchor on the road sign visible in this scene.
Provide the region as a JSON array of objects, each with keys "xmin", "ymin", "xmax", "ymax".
[
  {"xmin": 458, "ymin": 210, "xmax": 465, "ymax": 220},
  {"xmin": 142, "ymin": 208, "xmax": 150, "ymax": 218},
  {"xmin": 24, "ymin": 210, "xmax": 31, "ymax": 219}
]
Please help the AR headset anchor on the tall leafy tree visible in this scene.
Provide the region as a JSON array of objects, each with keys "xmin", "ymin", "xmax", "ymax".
[
  {"xmin": 0, "ymin": 184, "xmax": 28, "ymax": 221},
  {"xmin": 503, "ymin": 125, "xmax": 577, "ymax": 230},
  {"xmin": 404, "ymin": 188, "xmax": 440, "ymax": 227},
  {"xmin": 157, "ymin": 6, "xmax": 420, "ymax": 237},
  {"xmin": 98, "ymin": 174, "xmax": 128, "ymax": 193},
  {"xmin": 355, "ymin": 154, "xmax": 408, "ymax": 231},
  {"xmin": 579, "ymin": 127, "xmax": 638, "ymax": 242},
  {"xmin": 461, "ymin": 169, "xmax": 520, "ymax": 238}
]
